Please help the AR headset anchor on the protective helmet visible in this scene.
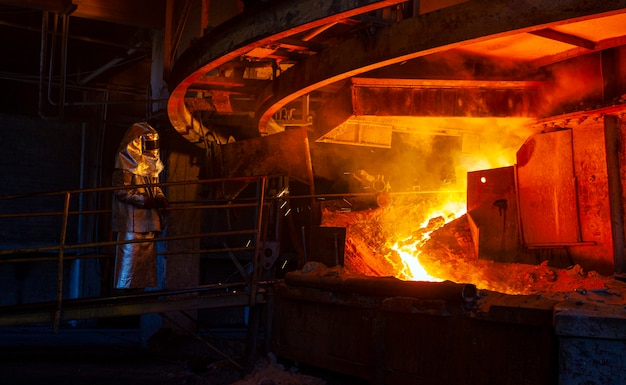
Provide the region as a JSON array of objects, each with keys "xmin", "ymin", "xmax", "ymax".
[{"xmin": 115, "ymin": 121, "xmax": 164, "ymax": 177}]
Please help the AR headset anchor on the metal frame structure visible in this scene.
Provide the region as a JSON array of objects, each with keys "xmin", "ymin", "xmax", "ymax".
[{"xmin": 0, "ymin": 175, "xmax": 270, "ymax": 369}]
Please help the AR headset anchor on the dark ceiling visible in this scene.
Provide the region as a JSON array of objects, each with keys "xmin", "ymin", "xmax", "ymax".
[{"xmin": 0, "ymin": 0, "xmax": 162, "ymax": 121}]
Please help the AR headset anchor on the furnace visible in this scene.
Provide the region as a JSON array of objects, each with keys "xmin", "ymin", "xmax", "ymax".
[{"xmin": 270, "ymin": 106, "xmax": 626, "ymax": 385}]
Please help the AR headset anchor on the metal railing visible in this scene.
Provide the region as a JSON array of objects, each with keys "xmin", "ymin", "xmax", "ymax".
[{"xmin": 0, "ymin": 176, "xmax": 269, "ymax": 331}]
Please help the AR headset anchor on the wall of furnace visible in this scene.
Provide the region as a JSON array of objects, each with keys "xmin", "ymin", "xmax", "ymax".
[{"xmin": 468, "ymin": 113, "xmax": 626, "ymax": 276}]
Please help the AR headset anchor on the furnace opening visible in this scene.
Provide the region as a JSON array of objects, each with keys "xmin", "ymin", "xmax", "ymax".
[{"xmin": 315, "ymin": 116, "xmax": 614, "ymax": 295}]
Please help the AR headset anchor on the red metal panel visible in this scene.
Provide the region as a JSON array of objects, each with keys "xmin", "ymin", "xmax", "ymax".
[
  {"xmin": 220, "ymin": 127, "xmax": 314, "ymax": 186},
  {"xmin": 569, "ymin": 119, "xmax": 614, "ymax": 274},
  {"xmin": 466, "ymin": 166, "xmax": 525, "ymax": 263},
  {"xmin": 516, "ymin": 130, "xmax": 580, "ymax": 245}
]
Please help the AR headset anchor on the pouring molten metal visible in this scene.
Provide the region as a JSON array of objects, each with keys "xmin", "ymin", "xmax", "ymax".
[{"xmin": 321, "ymin": 193, "xmax": 609, "ymax": 295}]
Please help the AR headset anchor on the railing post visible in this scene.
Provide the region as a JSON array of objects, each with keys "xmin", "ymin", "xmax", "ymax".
[
  {"xmin": 54, "ymin": 191, "xmax": 71, "ymax": 332},
  {"xmin": 250, "ymin": 176, "xmax": 266, "ymax": 306},
  {"xmin": 244, "ymin": 176, "xmax": 267, "ymax": 373}
]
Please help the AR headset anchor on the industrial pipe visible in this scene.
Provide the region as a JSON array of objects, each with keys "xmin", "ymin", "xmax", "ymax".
[{"xmin": 284, "ymin": 272, "xmax": 477, "ymax": 303}]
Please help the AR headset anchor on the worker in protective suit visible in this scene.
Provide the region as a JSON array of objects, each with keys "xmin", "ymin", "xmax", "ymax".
[{"xmin": 112, "ymin": 121, "xmax": 169, "ymax": 289}]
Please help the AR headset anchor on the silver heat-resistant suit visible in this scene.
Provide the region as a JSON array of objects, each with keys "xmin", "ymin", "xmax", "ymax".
[{"xmin": 112, "ymin": 121, "xmax": 168, "ymax": 289}]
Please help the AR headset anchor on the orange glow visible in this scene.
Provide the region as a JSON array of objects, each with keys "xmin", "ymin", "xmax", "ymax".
[
  {"xmin": 377, "ymin": 118, "xmax": 535, "ymax": 284},
  {"xmin": 321, "ymin": 117, "xmax": 608, "ymax": 295},
  {"xmin": 385, "ymin": 200, "xmax": 466, "ymax": 282}
]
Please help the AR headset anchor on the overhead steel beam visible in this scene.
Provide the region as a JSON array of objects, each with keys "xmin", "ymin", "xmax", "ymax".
[
  {"xmin": 255, "ymin": 0, "xmax": 626, "ymax": 133},
  {"xmin": 167, "ymin": 0, "xmax": 407, "ymax": 145},
  {"xmin": 530, "ymin": 28, "xmax": 596, "ymax": 50},
  {"xmin": 532, "ymin": 35, "xmax": 626, "ymax": 68}
]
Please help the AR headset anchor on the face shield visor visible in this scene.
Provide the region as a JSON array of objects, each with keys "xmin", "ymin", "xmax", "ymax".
[{"xmin": 142, "ymin": 132, "xmax": 160, "ymax": 158}]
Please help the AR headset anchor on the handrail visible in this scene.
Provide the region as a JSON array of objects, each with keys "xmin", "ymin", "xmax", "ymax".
[
  {"xmin": 0, "ymin": 229, "xmax": 260, "ymax": 256},
  {"xmin": 54, "ymin": 192, "xmax": 70, "ymax": 332},
  {"xmin": 0, "ymin": 175, "xmax": 265, "ymax": 200},
  {"xmin": 0, "ymin": 175, "xmax": 270, "ymax": 332}
]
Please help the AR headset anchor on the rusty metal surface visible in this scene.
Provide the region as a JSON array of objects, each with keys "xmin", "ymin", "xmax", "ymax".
[
  {"xmin": 257, "ymin": 0, "xmax": 626, "ymax": 132},
  {"xmin": 314, "ymin": 77, "xmax": 540, "ymax": 144},
  {"xmin": 312, "ymin": 83, "xmax": 354, "ymax": 141},
  {"xmin": 272, "ymin": 280, "xmax": 557, "ymax": 385},
  {"xmin": 569, "ymin": 118, "xmax": 614, "ymax": 274},
  {"xmin": 515, "ymin": 119, "xmax": 616, "ymax": 275},
  {"xmin": 167, "ymin": 0, "xmax": 407, "ymax": 142},
  {"xmin": 517, "ymin": 129, "xmax": 580, "ymax": 245},
  {"xmin": 284, "ymin": 273, "xmax": 477, "ymax": 303},
  {"xmin": 467, "ymin": 166, "xmax": 527, "ymax": 263},
  {"xmin": 220, "ymin": 127, "xmax": 314, "ymax": 186},
  {"xmin": 612, "ymin": 114, "xmax": 626, "ymax": 275}
]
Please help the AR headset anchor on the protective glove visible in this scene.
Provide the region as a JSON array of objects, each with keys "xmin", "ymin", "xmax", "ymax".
[
  {"xmin": 144, "ymin": 196, "xmax": 169, "ymax": 209},
  {"xmin": 143, "ymin": 196, "xmax": 158, "ymax": 209},
  {"xmin": 155, "ymin": 197, "xmax": 170, "ymax": 209}
]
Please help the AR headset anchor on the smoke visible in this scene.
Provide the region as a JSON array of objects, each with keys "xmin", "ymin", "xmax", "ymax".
[
  {"xmin": 385, "ymin": 131, "xmax": 457, "ymax": 191},
  {"xmin": 389, "ymin": 117, "xmax": 538, "ymax": 191},
  {"xmin": 310, "ymin": 141, "xmax": 390, "ymax": 193},
  {"xmin": 310, "ymin": 115, "xmax": 541, "ymax": 194},
  {"xmin": 537, "ymin": 54, "xmax": 604, "ymax": 117},
  {"xmin": 455, "ymin": 116, "xmax": 538, "ymax": 173}
]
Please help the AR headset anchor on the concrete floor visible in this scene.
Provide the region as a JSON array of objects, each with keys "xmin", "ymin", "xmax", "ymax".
[{"xmin": 0, "ymin": 326, "xmax": 367, "ymax": 385}]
